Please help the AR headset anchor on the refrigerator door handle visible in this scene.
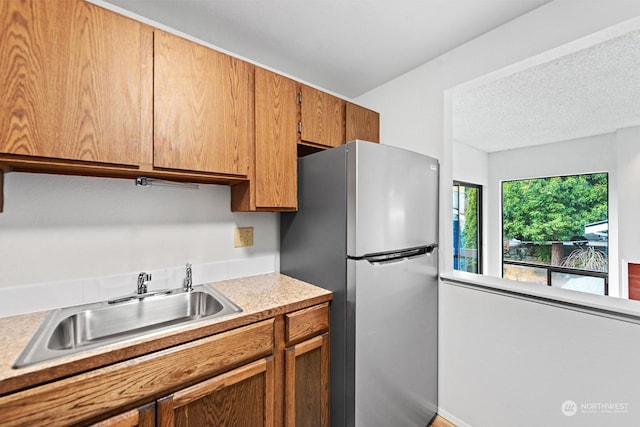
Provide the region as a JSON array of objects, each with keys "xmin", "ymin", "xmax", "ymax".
[
  {"xmin": 370, "ymin": 257, "xmax": 409, "ymax": 266},
  {"xmin": 426, "ymin": 243, "xmax": 438, "ymax": 253},
  {"xmin": 353, "ymin": 243, "xmax": 438, "ymax": 264}
]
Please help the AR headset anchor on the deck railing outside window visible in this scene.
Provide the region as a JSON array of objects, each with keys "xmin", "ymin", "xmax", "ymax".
[{"xmin": 503, "ymin": 259, "xmax": 608, "ymax": 295}]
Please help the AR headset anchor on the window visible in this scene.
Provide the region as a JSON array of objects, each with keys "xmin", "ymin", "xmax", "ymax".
[
  {"xmin": 453, "ymin": 182, "xmax": 482, "ymax": 273},
  {"xmin": 502, "ymin": 173, "xmax": 608, "ymax": 295}
]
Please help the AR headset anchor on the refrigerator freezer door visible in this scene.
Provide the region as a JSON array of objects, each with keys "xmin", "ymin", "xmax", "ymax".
[
  {"xmin": 346, "ymin": 141, "xmax": 439, "ymax": 257},
  {"xmin": 349, "ymin": 251, "xmax": 438, "ymax": 427}
]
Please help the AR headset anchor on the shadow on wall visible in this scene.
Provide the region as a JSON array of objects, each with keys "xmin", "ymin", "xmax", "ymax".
[
  {"xmin": 1, "ymin": 172, "xmax": 240, "ymax": 227},
  {"xmin": 0, "ymin": 172, "xmax": 279, "ymax": 288}
]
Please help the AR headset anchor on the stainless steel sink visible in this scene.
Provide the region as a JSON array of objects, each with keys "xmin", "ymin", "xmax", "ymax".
[{"xmin": 14, "ymin": 284, "xmax": 242, "ymax": 368}]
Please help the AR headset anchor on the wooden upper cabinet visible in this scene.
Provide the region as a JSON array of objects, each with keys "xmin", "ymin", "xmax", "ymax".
[
  {"xmin": 299, "ymin": 85, "xmax": 345, "ymax": 148},
  {"xmin": 254, "ymin": 68, "xmax": 298, "ymax": 210},
  {"xmin": 346, "ymin": 103, "xmax": 380, "ymax": 143},
  {"xmin": 0, "ymin": 0, "xmax": 152, "ymax": 166},
  {"xmin": 232, "ymin": 68, "xmax": 298, "ymax": 212},
  {"xmin": 154, "ymin": 30, "xmax": 253, "ymax": 176}
]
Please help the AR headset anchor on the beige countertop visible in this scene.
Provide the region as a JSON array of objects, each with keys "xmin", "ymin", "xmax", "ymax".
[{"xmin": 0, "ymin": 273, "xmax": 332, "ymax": 396}]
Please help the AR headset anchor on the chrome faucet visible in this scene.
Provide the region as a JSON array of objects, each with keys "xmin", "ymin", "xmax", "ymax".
[
  {"xmin": 184, "ymin": 263, "xmax": 193, "ymax": 292},
  {"xmin": 137, "ymin": 272, "xmax": 152, "ymax": 294}
]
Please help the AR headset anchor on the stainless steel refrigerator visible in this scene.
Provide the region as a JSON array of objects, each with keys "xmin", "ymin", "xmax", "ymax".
[{"xmin": 280, "ymin": 140, "xmax": 438, "ymax": 427}]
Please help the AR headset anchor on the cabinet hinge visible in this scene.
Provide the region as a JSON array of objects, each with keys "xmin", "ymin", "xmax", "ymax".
[
  {"xmin": 297, "ymin": 92, "xmax": 302, "ymax": 104},
  {"xmin": 297, "ymin": 122, "xmax": 302, "ymax": 133}
]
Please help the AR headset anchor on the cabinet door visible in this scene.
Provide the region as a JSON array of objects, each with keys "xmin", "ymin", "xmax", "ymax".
[
  {"xmin": 300, "ymin": 85, "xmax": 345, "ymax": 148},
  {"xmin": 0, "ymin": 0, "xmax": 152, "ymax": 166},
  {"xmin": 285, "ymin": 333, "xmax": 330, "ymax": 427},
  {"xmin": 154, "ymin": 30, "xmax": 252, "ymax": 176},
  {"xmin": 157, "ymin": 357, "xmax": 275, "ymax": 427},
  {"xmin": 90, "ymin": 402, "xmax": 155, "ymax": 427},
  {"xmin": 346, "ymin": 103, "xmax": 380, "ymax": 143},
  {"xmin": 254, "ymin": 68, "xmax": 298, "ymax": 209}
]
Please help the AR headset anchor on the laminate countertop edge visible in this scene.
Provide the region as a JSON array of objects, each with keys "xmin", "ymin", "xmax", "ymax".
[{"xmin": 0, "ymin": 273, "xmax": 332, "ymax": 396}]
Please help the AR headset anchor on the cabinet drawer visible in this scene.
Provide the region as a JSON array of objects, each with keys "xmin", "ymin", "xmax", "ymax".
[
  {"xmin": 285, "ymin": 303, "xmax": 330, "ymax": 345},
  {"xmin": 0, "ymin": 319, "xmax": 274, "ymax": 427}
]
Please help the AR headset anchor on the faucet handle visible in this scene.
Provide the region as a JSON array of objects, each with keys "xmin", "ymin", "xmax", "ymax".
[
  {"xmin": 137, "ymin": 272, "xmax": 152, "ymax": 294},
  {"xmin": 138, "ymin": 272, "xmax": 152, "ymax": 282},
  {"xmin": 185, "ymin": 262, "xmax": 193, "ymax": 291}
]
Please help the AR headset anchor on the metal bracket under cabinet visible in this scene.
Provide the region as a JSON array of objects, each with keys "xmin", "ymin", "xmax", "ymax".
[{"xmin": 135, "ymin": 177, "xmax": 199, "ymax": 190}]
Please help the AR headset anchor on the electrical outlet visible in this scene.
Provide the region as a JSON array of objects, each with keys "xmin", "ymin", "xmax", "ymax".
[{"xmin": 234, "ymin": 227, "xmax": 254, "ymax": 247}]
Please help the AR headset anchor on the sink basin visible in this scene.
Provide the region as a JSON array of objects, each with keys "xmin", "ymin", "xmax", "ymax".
[{"xmin": 14, "ymin": 284, "xmax": 242, "ymax": 368}]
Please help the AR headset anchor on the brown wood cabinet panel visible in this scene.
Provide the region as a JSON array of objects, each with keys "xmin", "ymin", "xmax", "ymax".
[
  {"xmin": 300, "ymin": 85, "xmax": 345, "ymax": 148},
  {"xmin": 90, "ymin": 402, "xmax": 155, "ymax": 427},
  {"xmin": 0, "ymin": 0, "xmax": 151, "ymax": 166},
  {"xmin": 154, "ymin": 30, "xmax": 252, "ymax": 176},
  {"xmin": 233, "ymin": 68, "xmax": 298, "ymax": 211},
  {"xmin": 0, "ymin": 320, "xmax": 273, "ymax": 427},
  {"xmin": 629, "ymin": 263, "xmax": 640, "ymax": 301},
  {"xmin": 285, "ymin": 333, "xmax": 330, "ymax": 427},
  {"xmin": 285, "ymin": 302, "xmax": 330, "ymax": 345},
  {"xmin": 346, "ymin": 102, "xmax": 380, "ymax": 143},
  {"xmin": 254, "ymin": 68, "xmax": 298, "ymax": 209},
  {"xmin": 157, "ymin": 357, "xmax": 275, "ymax": 427}
]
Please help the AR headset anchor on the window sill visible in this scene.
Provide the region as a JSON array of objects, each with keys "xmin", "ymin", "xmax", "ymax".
[{"xmin": 440, "ymin": 270, "xmax": 640, "ymax": 322}]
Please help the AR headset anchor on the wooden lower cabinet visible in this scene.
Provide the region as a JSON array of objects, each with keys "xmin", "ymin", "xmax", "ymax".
[
  {"xmin": 284, "ymin": 303, "xmax": 331, "ymax": 427},
  {"xmin": 90, "ymin": 403, "xmax": 156, "ymax": 427},
  {"xmin": 157, "ymin": 357, "xmax": 275, "ymax": 427},
  {"xmin": 285, "ymin": 333, "xmax": 330, "ymax": 427},
  {"xmin": 0, "ymin": 320, "xmax": 273, "ymax": 427},
  {"xmin": 0, "ymin": 303, "xmax": 330, "ymax": 427}
]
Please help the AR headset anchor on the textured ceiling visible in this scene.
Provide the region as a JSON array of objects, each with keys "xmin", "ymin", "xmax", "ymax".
[
  {"xmin": 100, "ymin": 0, "xmax": 550, "ymax": 98},
  {"xmin": 453, "ymin": 29, "xmax": 640, "ymax": 152}
]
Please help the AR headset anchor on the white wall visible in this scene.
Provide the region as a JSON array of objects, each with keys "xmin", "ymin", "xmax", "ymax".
[
  {"xmin": 486, "ymin": 133, "xmax": 618, "ymax": 293},
  {"xmin": 355, "ymin": 0, "xmax": 640, "ymax": 425},
  {"xmin": 0, "ymin": 173, "xmax": 278, "ymax": 316},
  {"xmin": 440, "ymin": 276, "xmax": 640, "ymax": 427},
  {"xmin": 453, "ymin": 141, "xmax": 489, "ymax": 272},
  {"xmin": 617, "ymin": 126, "xmax": 640, "ymax": 298},
  {"xmin": 453, "ymin": 141, "xmax": 489, "ymax": 186}
]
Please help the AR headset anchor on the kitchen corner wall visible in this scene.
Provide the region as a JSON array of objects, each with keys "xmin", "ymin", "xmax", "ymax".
[{"xmin": 0, "ymin": 172, "xmax": 278, "ymax": 317}]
